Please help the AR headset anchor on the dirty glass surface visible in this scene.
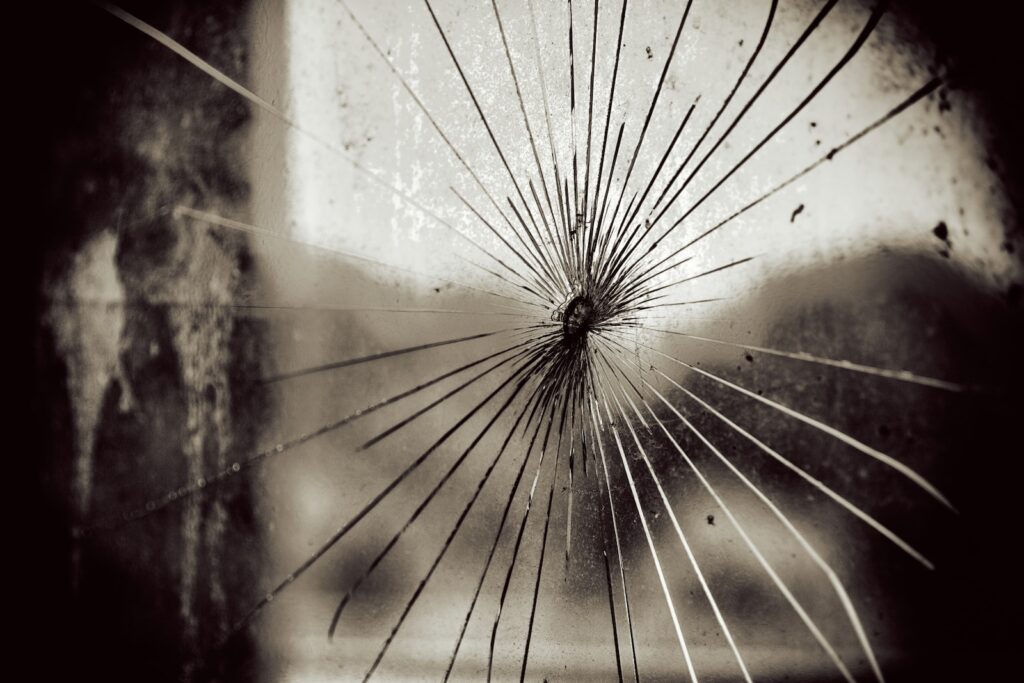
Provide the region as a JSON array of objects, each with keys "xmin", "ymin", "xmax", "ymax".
[{"xmin": 34, "ymin": 0, "xmax": 1024, "ymax": 681}]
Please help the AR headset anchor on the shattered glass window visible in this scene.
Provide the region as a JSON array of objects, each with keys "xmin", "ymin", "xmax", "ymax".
[{"xmin": 34, "ymin": 0, "xmax": 1024, "ymax": 681}]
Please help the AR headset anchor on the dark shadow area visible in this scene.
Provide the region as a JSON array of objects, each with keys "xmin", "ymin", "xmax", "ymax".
[{"xmin": 22, "ymin": 1, "xmax": 268, "ymax": 680}]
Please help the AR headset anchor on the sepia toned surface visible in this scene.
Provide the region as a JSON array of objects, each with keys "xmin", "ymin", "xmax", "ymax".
[{"xmin": 27, "ymin": 1, "xmax": 1024, "ymax": 681}]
